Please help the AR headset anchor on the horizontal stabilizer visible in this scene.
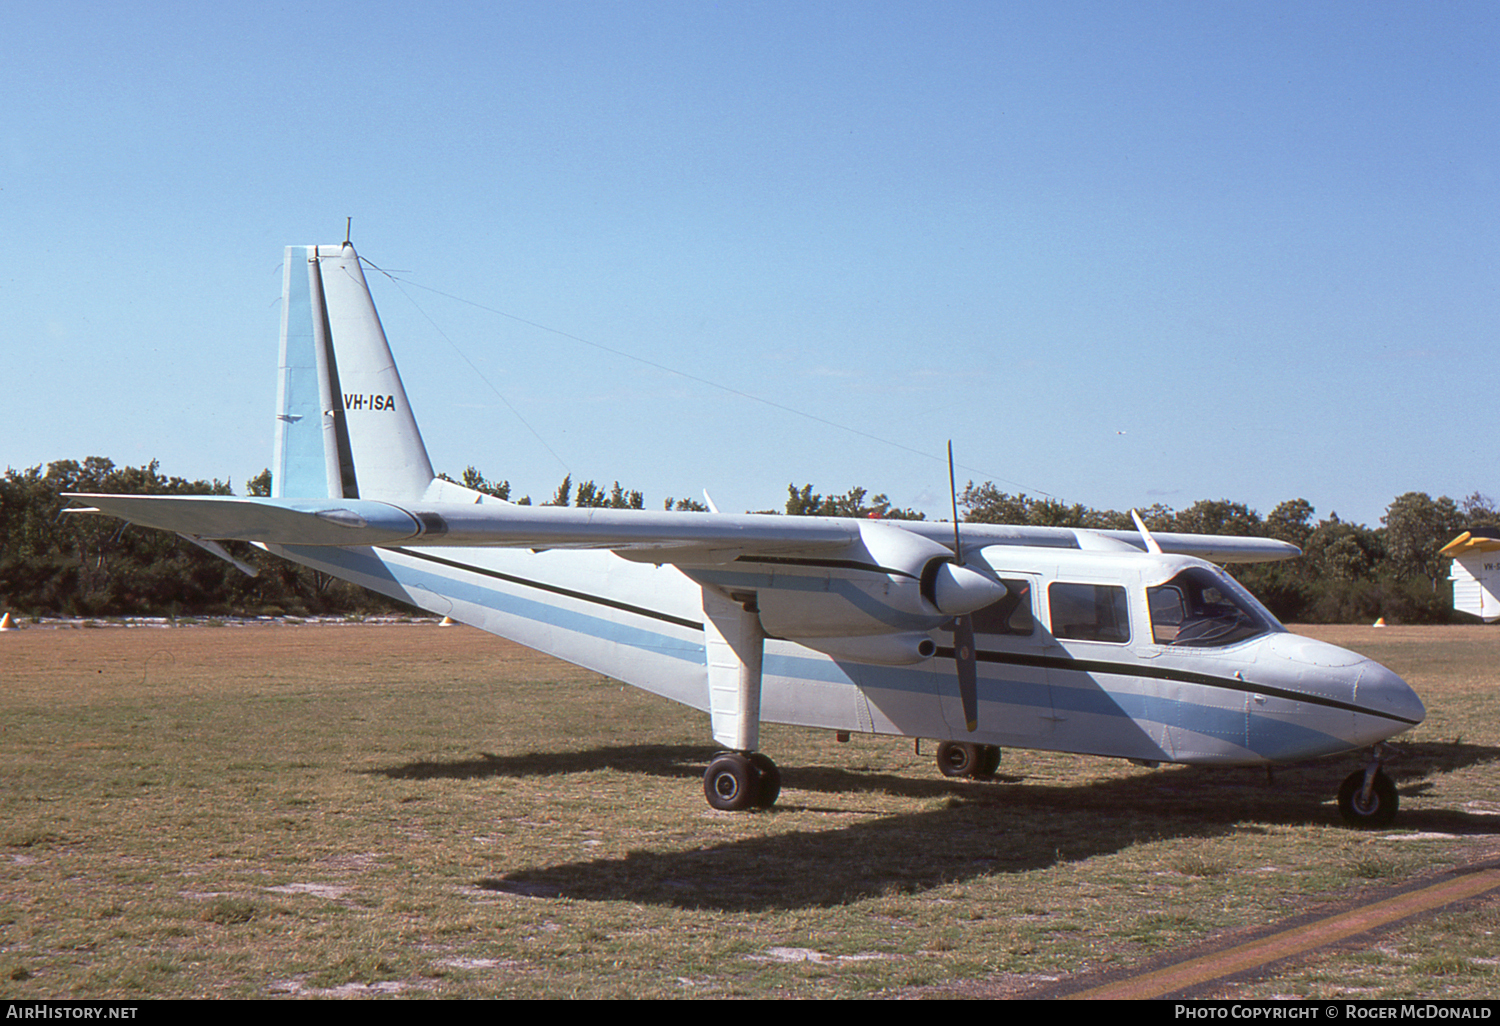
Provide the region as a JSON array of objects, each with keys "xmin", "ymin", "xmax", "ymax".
[{"xmin": 1440, "ymin": 530, "xmax": 1500, "ymax": 558}]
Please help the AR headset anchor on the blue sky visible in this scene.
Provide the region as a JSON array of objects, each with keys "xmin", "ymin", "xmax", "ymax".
[{"xmin": 4, "ymin": 1, "xmax": 1495, "ymax": 527}]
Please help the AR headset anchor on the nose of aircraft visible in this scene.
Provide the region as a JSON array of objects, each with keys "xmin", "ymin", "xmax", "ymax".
[
  {"xmin": 1261, "ymin": 633, "xmax": 1425, "ymax": 730},
  {"xmin": 1354, "ymin": 657, "xmax": 1427, "ymax": 727}
]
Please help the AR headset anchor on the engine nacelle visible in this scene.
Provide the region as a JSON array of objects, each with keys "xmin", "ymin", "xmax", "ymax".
[
  {"xmin": 795, "ymin": 632, "xmax": 937, "ymax": 666},
  {"xmin": 754, "ymin": 521, "xmax": 1006, "ymax": 639}
]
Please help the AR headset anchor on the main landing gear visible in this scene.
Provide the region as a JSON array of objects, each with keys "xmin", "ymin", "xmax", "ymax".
[
  {"xmin": 704, "ymin": 751, "xmax": 781, "ymax": 811},
  {"xmin": 699, "ymin": 589, "xmax": 778, "ymax": 811},
  {"xmin": 935, "ymin": 741, "xmax": 1001, "ymax": 780}
]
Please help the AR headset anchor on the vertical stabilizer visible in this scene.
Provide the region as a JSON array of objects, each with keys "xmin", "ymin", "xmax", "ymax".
[{"xmin": 271, "ymin": 244, "xmax": 435, "ymax": 501}]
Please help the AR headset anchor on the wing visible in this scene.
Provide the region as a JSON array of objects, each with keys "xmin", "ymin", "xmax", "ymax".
[{"xmin": 64, "ymin": 492, "xmax": 1301, "ymax": 565}]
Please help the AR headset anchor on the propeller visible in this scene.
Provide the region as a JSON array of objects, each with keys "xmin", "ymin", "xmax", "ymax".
[
  {"xmin": 1131, "ymin": 508, "xmax": 1163, "ymax": 554},
  {"xmin": 948, "ymin": 442, "xmax": 979, "ymax": 732}
]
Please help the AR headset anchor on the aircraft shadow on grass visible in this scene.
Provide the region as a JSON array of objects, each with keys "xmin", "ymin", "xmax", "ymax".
[
  {"xmin": 371, "ymin": 739, "xmax": 1500, "ymax": 913},
  {"xmin": 367, "ymin": 736, "xmax": 1498, "ymax": 800},
  {"xmin": 366, "ymin": 744, "xmax": 723, "ymax": 782}
]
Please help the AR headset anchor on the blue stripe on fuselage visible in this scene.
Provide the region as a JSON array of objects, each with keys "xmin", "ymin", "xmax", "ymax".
[
  {"xmin": 280, "ymin": 544, "xmax": 705, "ymax": 663},
  {"xmin": 276, "ymin": 544, "xmax": 1350, "ymax": 759}
]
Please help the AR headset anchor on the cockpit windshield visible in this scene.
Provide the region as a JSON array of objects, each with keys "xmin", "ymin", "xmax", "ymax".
[{"xmin": 1147, "ymin": 567, "xmax": 1282, "ymax": 648}]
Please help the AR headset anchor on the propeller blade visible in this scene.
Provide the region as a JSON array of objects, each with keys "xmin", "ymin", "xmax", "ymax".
[
  {"xmin": 948, "ymin": 442, "xmax": 978, "ymax": 731},
  {"xmin": 1130, "ymin": 508, "xmax": 1164, "ymax": 554},
  {"xmin": 947, "ymin": 441, "xmax": 962, "ymax": 563},
  {"xmin": 954, "ymin": 613, "xmax": 978, "ymax": 732}
]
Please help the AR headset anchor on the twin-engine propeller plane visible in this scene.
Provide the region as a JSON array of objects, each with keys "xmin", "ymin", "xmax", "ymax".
[{"xmin": 68, "ymin": 243, "xmax": 1426, "ymax": 827}]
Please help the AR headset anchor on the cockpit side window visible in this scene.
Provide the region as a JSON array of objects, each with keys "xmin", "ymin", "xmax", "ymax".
[
  {"xmin": 1148, "ymin": 567, "xmax": 1274, "ymax": 647},
  {"xmin": 1048, "ymin": 582, "xmax": 1130, "ymax": 643},
  {"xmin": 970, "ymin": 578, "xmax": 1034, "ymax": 636}
]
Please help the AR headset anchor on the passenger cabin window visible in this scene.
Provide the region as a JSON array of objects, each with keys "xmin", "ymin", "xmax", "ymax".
[
  {"xmin": 1048, "ymin": 583, "xmax": 1130, "ymax": 643},
  {"xmin": 1147, "ymin": 567, "xmax": 1275, "ymax": 647},
  {"xmin": 969, "ymin": 578, "xmax": 1034, "ymax": 636}
]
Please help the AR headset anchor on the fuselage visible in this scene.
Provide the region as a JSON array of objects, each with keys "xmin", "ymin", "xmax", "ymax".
[{"xmin": 266, "ymin": 536, "xmax": 1423, "ymax": 769}]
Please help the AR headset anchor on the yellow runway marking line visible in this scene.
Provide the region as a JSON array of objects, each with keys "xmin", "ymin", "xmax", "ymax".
[{"xmin": 1068, "ymin": 865, "xmax": 1500, "ymax": 1000}]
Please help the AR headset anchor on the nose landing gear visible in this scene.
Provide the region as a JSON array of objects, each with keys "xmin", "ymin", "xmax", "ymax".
[{"xmin": 1337, "ymin": 743, "xmax": 1401, "ymax": 829}]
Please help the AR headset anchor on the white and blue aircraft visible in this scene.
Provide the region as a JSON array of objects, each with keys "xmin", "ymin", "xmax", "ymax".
[{"xmin": 69, "ymin": 243, "xmax": 1426, "ymax": 827}]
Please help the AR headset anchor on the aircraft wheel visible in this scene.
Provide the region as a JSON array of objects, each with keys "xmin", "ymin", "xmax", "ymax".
[
  {"xmin": 704, "ymin": 753, "xmax": 758, "ymax": 811},
  {"xmin": 748, "ymin": 752, "xmax": 781, "ymax": 809},
  {"xmin": 936, "ymin": 741, "xmax": 983, "ymax": 778},
  {"xmin": 1337, "ymin": 769, "xmax": 1398, "ymax": 829},
  {"xmin": 977, "ymin": 744, "xmax": 1002, "ymax": 778}
]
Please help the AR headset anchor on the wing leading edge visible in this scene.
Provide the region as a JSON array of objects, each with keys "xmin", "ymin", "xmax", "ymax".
[{"xmin": 65, "ymin": 492, "xmax": 1300, "ymax": 565}]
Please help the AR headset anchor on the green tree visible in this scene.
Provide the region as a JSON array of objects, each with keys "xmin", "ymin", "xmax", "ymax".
[
  {"xmin": 956, "ymin": 483, "xmax": 1033, "ymax": 525},
  {"xmin": 247, "ymin": 469, "xmax": 272, "ymax": 497},
  {"xmin": 1171, "ymin": 499, "xmax": 1261, "ymax": 536},
  {"xmin": 785, "ymin": 484, "xmax": 923, "ymax": 520},
  {"xmin": 607, "ymin": 481, "xmax": 644, "ymax": 509},
  {"xmin": 1382, "ymin": 492, "xmax": 1464, "ymax": 590},
  {"xmin": 1460, "ymin": 491, "xmax": 1499, "ymax": 528},
  {"xmin": 1264, "ymin": 498, "xmax": 1315, "ymax": 550},
  {"xmin": 461, "ymin": 466, "xmax": 511, "ymax": 500},
  {"xmin": 959, "ymin": 483, "xmax": 1107, "ymax": 528},
  {"xmin": 1305, "ymin": 515, "xmax": 1382, "ymax": 583},
  {"xmin": 574, "ymin": 480, "xmax": 603, "ymax": 507}
]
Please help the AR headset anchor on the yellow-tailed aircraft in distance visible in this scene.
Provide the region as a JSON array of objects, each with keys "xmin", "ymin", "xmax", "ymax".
[{"xmin": 1444, "ymin": 529, "xmax": 1500, "ymax": 623}]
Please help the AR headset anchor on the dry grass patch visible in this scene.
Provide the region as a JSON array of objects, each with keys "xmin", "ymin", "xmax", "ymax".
[{"xmin": 0, "ymin": 621, "xmax": 1496, "ymax": 998}]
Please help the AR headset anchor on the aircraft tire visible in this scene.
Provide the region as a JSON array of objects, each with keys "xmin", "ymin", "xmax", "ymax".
[
  {"xmin": 748, "ymin": 752, "xmax": 781, "ymax": 809},
  {"xmin": 1337, "ymin": 769, "xmax": 1398, "ymax": 829},
  {"xmin": 704, "ymin": 753, "xmax": 758, "ymax": 812},
  {"xmin": 977, "ymin": 744, "xmax": 1002, "ymax": 778},
  {"xmin": 936, "ymin": 741, "xmax": 982, "ymax": 778}
]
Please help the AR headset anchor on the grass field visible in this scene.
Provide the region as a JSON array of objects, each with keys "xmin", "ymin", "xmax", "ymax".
[{"xmin": 1, "ymin": 620, "xmax": 1496, "ymax": 999}]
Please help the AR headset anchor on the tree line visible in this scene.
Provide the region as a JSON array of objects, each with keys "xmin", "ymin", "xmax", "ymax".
[
  {"xmin": 1, "ymin": 456, "xmax": 1493, "ymax": 624},
  {"xmin": 955, "ymin": 483, "xmax": 1496, "ymax": 625}
]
